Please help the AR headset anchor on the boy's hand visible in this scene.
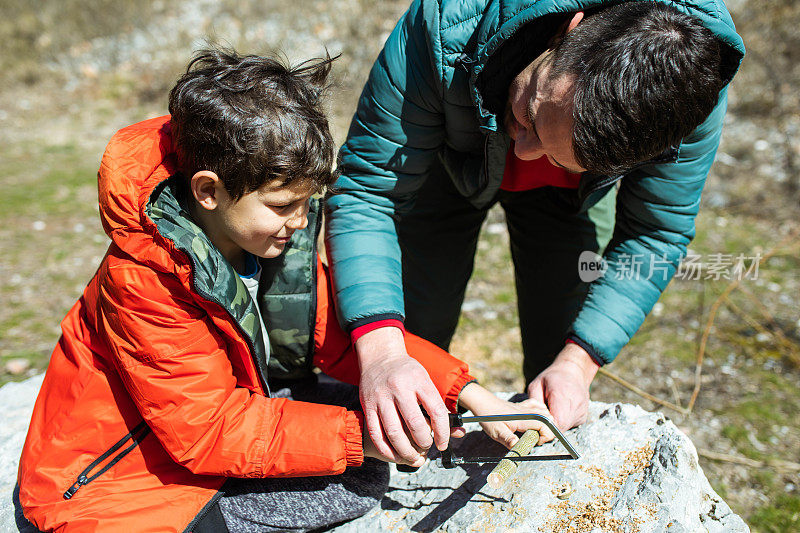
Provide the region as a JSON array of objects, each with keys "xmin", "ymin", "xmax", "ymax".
[
  {"xmin": 355, "ymin": 327, "xmax": 451, "ymax": 465},
  {"xmin": 457, "ymin": 382, "xmax": 556, "ymax": 448}
]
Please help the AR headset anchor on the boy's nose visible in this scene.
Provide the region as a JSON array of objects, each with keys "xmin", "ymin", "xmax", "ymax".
[
  {"xmin": 289, "ymin": 216, "xmax": 309, "ymax": 230},
  {"xmin": 286, "ymin": 204, "xmax": 310, "ymax": 230}
]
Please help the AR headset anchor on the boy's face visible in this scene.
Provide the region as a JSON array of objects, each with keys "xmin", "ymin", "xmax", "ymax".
[{"xmin": 191, "ymin": 173, "xmax": 313, "ymax": 271}]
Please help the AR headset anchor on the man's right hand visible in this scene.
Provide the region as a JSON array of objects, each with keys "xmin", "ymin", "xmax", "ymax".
[{"xmin": 355, "ymin": 326, "xmax": 451, "ymax": 466}]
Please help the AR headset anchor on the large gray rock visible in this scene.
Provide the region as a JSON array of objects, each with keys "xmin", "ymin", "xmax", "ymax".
[
  {"xmin": 332, "ymin": 398, "xmax": 748, "ymax": 533},
  {"xmin": 1, "ymin": 378, "xmax": 746, "ymax": 532},
  {"xmin": 0, "ymin": 375, "xmax": 44, "ymax": 533}
]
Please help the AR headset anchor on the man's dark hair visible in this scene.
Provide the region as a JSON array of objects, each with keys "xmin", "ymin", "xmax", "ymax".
[
  {"xmin": 169, "ymin": 46, "xmax": 338, "ymax": 199},
  {"xmin": 549, "ymin": 2, "xmax": 724, "ymax": 176}
]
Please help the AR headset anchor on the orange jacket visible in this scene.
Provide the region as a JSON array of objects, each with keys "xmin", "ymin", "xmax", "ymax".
[{"xmin": 17, "ymin": 116, "xmax": 473, "ymax": 532}]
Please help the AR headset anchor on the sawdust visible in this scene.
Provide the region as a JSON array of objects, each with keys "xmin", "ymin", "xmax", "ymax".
[{"xmin": 539, "ymin": 445, "xmax": 655, "ymax": 533}]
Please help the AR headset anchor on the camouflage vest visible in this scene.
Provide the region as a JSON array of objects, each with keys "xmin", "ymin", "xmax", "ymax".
[{"xmin": 146, "ymin": 177, "xmax": 320, "ymax": 390}]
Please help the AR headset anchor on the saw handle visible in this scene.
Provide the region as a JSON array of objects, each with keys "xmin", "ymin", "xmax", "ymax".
[{"xmin": 486, "ymin": 429, "xmax": 540, "ymax": 489}]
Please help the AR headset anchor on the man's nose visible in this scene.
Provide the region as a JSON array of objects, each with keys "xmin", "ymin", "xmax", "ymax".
[{"xmin": 513, "ymin": 133, "xmax": 543, "ymax": 161}]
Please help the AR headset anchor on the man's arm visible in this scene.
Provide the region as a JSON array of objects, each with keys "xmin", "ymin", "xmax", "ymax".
[
  {"xmin": 325, "ymin": 0, "xmax": 450, "ymax": 461},
  {"xmin": 326, "ymin": 0, "xmax": 445, "ymax": 327},
  {"xmin": 313, "ymin": 258, "xmax": 473, "ymax": 464},
  {"xmin": 530, "ymin": 88, "xmax": 730, "ymax": 430}
]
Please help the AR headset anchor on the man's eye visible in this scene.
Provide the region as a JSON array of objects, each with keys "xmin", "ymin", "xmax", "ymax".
[{"xmin": 524, "ymin": 107, "xmax": 533, "ymax": 126}]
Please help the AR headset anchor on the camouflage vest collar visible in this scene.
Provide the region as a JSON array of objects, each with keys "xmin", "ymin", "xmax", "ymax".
[{"xmin": 144, "ymin": 177, "xmax": 321, "ymax": 387}]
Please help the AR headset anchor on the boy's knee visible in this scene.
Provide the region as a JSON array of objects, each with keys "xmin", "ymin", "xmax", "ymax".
[{"xmin": 347, "ymin": 458, "xmax": 390, "ymax": 503}]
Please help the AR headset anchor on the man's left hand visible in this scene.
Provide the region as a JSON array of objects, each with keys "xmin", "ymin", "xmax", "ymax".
[{"xmin": 526, "ymin": 342, "xmax": 600, "ymax": 432}]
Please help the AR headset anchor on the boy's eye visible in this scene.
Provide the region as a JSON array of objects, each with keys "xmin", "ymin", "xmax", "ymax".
[{"xmin": 269, "ymin": 198, "xmax": 308, "ymax": 212}]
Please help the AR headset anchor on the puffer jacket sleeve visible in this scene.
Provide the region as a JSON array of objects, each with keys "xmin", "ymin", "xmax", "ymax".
[
  {"xmin": 97, "ymin": 261, "xmax": 365, "ymax": 477},
  {"xmin": 569, "ymin": 88, "xmax": 730, "ymax": 364},
  {"xmin": 325, "ymin": 0, "xmax": 445, "ymax": 330},
  {"xmin": 313, "ymin": 258, "xmax": 474, "ymax": 412}
]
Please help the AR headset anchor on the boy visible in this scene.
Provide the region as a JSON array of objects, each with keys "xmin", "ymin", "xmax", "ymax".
[{"xmin": 17, "ymin": 47, "xmax": 549, "ymax": 533}]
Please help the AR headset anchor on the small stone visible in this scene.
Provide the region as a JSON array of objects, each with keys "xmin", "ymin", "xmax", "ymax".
[
  {"xmin": 754, "ymin": 139, "xmax": 769, "ymax": 151},
  {"xmin": 556, "ymin": 482, "xmax": 574, "ymax": 500},
  {"xmin": 767, "ymin": 282, "xmax": 781, "ymax": 292},
  {"xmin": 461, "ymin": 299, "xmax": 486, "ymax": 312},
  {"xmin": 485, "ymin": 223, "xmax": 507, "ymax": 235},
  {"xmin": 755, "ymin": 332, "xmax": 771, "ymax": 343},
  {"xmin": 4, "ymin": 358, "xmax": 31, "ymax": 375}
]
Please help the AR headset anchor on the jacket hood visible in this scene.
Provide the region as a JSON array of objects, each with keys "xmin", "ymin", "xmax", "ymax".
[
  {"xmin": 468, "ymin": 0, "xmax": 746, "ymax": 130},
  {"xmin": 97, "ymin": 115, "xmax": 188, "ymax": 271}
]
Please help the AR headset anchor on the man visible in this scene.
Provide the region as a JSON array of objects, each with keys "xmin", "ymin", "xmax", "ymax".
[{"xmin": 326, "ymin": 0, "xmax": 745, "ymax": 464}]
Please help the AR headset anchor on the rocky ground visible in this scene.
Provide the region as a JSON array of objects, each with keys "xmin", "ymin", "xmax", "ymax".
[
  {"xmin": 0, "ymin": 0, "xmax": 798, "ymax": 530},
  {"xmin": 322, "ymin": 400, "xmax": 750, "ymax": 532},
  {"xmin": 0, "ymin": 380, "xmax": 747, "ymax": 532}
]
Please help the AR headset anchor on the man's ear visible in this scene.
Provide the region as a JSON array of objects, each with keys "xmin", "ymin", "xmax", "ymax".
[
  {"xmin": 190, "ymin": 170, "xmax": 223, "ymax": 211},
  {"xmin": 548, "ymin": 11, "xmax": 584, "ymax": 48}
]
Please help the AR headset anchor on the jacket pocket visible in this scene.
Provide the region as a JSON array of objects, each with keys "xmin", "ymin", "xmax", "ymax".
[{"xmin": 63, "ymin": 421, "xmax": 151, "ymax": 500}]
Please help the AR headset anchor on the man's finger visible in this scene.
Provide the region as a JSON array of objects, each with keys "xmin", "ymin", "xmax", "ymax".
[
  {"xmin": 395, "ymin": 395, "xmax": 434, "ymax": 450},
  {"xmin": 378, "ymin": 401, "xmax": 424, "ymax": 464},
  {"xmin": 450, "ymin": 426, "xmax": 466, "ymax": 439},
  {"xmin": 527, "ymin": 421, "xmax": 555, "ymax": 444},
  {"xmin": 527, "ymin": 377, "xmax": 545, "ymax": 404},
  {"xmin": 418, "ymin": 390, "xmax": 450, "ymax": 451},
  {"xmin": 517, "ymin": 397, "xmax": 549, "ymax": 413},
  {"xmin": 547, "ymin": 394, "xmax": 574, "ymax": 431},
  {"xmin": 363, "ymin": 404, "xmax": 395, "ymax": 459}
]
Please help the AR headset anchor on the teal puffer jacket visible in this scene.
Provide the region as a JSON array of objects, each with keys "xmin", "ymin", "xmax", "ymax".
[{"xmin": 326, "ymin": 0, "xmax": 745, "ymax": 364}]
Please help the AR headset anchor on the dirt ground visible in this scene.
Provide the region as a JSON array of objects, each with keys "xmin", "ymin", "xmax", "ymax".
[{"xmin": 1, "ymin": 0, "xmax": 798, "ymax": 530}]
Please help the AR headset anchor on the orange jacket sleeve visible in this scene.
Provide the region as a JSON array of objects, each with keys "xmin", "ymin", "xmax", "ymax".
[
  {"xmin": 97, "ymin": 262, "xmax": 363, "ymax": 478},
  {"xmin": 313, "ymin": 258, "xmax": 475, "ymax": 412}
]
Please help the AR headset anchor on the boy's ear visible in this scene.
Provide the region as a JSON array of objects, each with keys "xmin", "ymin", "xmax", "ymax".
[{"xmin": 190, "ymin": 170, "xmax": 223, "ymax": 211}]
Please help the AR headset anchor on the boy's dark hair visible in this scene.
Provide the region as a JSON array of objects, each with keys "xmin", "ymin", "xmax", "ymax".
[
  {"xmin": 549, "ymin": 2, "xmax": 724, "ymax": 176},
  {"xmin": 169, "ymin": 46, "xmax": 338, "ymax": 199}
]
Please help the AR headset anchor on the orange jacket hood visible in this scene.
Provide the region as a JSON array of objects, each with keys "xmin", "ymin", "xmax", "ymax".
[{"xmin": 98, "ymin": 115, "xmax": 184, "ymax": 273}]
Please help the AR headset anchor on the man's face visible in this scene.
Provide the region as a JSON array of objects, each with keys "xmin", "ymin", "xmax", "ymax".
[{"xmin": 504, "ymin": 51, "xmax": 586, "ymax": 174}]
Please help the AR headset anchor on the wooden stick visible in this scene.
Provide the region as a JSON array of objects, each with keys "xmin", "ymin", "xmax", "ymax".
[
  {"xmin": 688, "ymin": 230, "xmax": 799, "ymax": 412},
  {"xmin": 688, "ymin": 279, "xmax": 738, "ymax": 412},
  {"xmin": 697, "ymin": 449, "xmax": 800, "ymax": 472},
  {"xmin": 598, "ymin": 367, "xmax": 689, "ymax": 415},
  {"xmin": 723, "ymin": 293, "xmax": 800, "ymax": 364},
  {"xmin": 486, "ymin": 429, "xmax": 540, "ymax": 489}
]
